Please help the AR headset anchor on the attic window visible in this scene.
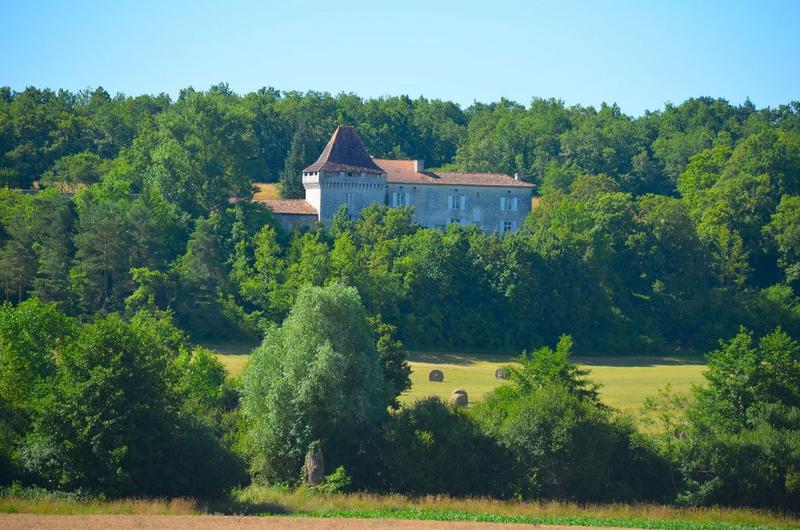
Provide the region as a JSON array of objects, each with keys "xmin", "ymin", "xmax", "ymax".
[{"xmin": 348, "ymin": 172, "xmax": 353, "ymax": 177}]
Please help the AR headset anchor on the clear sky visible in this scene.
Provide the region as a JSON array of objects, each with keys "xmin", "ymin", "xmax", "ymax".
[{"xmin": 1, "ymin": 0, "xmax": 798, "ymax": 115}]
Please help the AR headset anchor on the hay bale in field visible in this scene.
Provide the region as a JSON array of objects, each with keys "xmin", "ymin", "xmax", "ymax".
[
  {"xmin": 449, "ymin": 391, "xmax": 468, "ymax": 408},
  {"xmin": 452, "ymin": 388, "xmax": 467, "ymax": 396},
  {"xmin": 305, "ymin": 445, "xmax": 324, "ymax": 486},
  {"xmin": 495, "ymin": 367, "xmax": 510, "ymax": 380},
  {"xmin": 428, "ymin": 369, "xmax": 444, "ymax": 382}
]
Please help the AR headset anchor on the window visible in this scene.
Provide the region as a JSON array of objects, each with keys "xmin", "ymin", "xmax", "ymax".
[
  {"xmin": 501, "ymin": 196, "xmax": 519, "ymax": 211},
  {"xmin": 450, "ymin": 218, "xmax": 462, "ymax": 225},
  {"xmin": 346, "ymin": 192, "xmax": 353, "ymax": 205},
  {"xmin": 448, "ymin": 195, "xmax": 465, "ymax": 210},
  {"xmin": 391, "ymin": 191, "xmax": 410, "ymax": 207},
  {"xmin": 503, "ymin": 221, "xmax": 513, "ymax": 233}
]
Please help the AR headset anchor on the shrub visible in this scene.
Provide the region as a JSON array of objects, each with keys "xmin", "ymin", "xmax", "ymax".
[
  {"xmin": 17, "ymin": 313, "xmax": 244, "ymax": 498},
  {"xmin": 678, "ymin": 327, "xmax": 800, "ymax": 510},
  {"xmin": 319, "ymin": 466, "xmax": 352, "ymax": 494},
  {"xmin": 380, "ymin": 397, "xmax": 515, "ymax": 497},
  {"xmin": 475, "ymin": 384, "xmax": 671, "ymax": 502}
]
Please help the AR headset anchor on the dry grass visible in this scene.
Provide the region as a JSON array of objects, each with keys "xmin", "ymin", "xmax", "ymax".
[
  {"xmin": 3, "ymin": 489, "xmax": 798, "ymax": 528},
  {"xmin": 199, "ymin": 341, "xmax": 258, "ymax": 377},
  {"xmin": 234, "ymin": 486, "xmax": 800, "ymax": 528},
  {"xmin": 253, "ymin": 183, "xmax": 281, "ymax": 200},
  {"xmin": 0, "ymin": 496, "xmax": 199, "ymax": 515}
]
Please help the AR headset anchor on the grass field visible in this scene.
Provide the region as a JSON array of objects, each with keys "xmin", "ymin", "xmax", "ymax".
[
  {"xmin": 208, "ymin": 344, "xmax": 707, "ymax": 413},
  {"xmin": 402, "ymin": 352, "xmax": 706, "ymax": 411},
  {"xmin": 253, "ymin": 182, "xmax": 281, "ymax": 200},
  {"xmin": 2, "ymin": 487, "xmax": 797, "ymax": 529}
]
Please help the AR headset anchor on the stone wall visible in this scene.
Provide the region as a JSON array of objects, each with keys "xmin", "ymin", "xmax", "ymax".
[{"xmin": 385, "ymin": 183, "xmax": 532, "ymax": 233}]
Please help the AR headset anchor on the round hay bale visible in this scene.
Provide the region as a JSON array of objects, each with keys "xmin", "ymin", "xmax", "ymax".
[
  {"xmin": 449, "ymin": 391, "xmax": 468, "ymax": 408},
  {"xmin": 428, "ymin": 369, "xmax": 444, "ymax": 382},
  {"xmin": 452, "ymin": 388, "xmax": 467, "ymax": 396},
  {"xmin": 495, "ymin": 367, "xmax": 510, "ymax": 380}
]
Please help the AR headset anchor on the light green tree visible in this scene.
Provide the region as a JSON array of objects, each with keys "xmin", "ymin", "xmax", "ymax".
[{"xmin": 241, "ymin": 283, "xmax": 391, "ymax": 484}]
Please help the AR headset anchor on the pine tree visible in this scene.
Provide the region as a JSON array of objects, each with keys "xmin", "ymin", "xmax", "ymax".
[{"xmin": 279, "ymin": 126, "xmax": 308, "ymax": 199}]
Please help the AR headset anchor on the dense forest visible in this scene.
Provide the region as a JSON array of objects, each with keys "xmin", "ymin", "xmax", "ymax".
[
  {"xmin": 3, "ymin": 85, "xmax": 800, "ymax": 511},
  {"xmin": 1, "ymin": 84, "xmax": 799, "ymax": 353}
]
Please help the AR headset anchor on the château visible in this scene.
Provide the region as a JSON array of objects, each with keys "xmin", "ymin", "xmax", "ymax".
[{"xmin": 258, "ymin": 126, "xmax": 534, "ymax": 233}]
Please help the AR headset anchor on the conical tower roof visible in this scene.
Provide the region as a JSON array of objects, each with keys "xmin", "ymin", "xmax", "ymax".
[{"xmin": 303, "ymin": 126, "xmax": 385, "ymax": 174}]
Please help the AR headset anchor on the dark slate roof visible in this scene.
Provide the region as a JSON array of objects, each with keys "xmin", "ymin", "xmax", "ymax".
[{"xmin": 303, "ymin": 126, "xmax": 385, "ymax": 175}]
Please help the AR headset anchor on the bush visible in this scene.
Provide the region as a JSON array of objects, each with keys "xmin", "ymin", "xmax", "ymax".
[
  {"xmin": 679, "ymin": 417, "xmax": 800, "ymax": 510},
  {"xmin": 16, "ymin": 313, "xmax": 244, "ymax": 498},
  {"xmin": 475, "ymin": 384, "xmax": 671, "ymax": 502},
  {"xmin": 319, "ymin": 466, "xmax": 352, "ymax": 494},
  {"xmin": 380, "ymin": 397, "xmax": 515, "ymax": 497},
  {"xmin": 677, "ymin": 327, "xmax": 800, "ymax": 510}
]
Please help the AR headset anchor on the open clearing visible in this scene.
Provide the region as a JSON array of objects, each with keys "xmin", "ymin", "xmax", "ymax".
[
  {"xmin": 253, "ymin": 182, "xmax": 281, "ymax": 200},
  {"xmin": 210, "ymin": 344, "xmax": 706, "ymax": 412},
  {"xmin": 402, "ymin": 352, "xmax": 706, "ymax": 411},
  {"xmin": 0, "ymin": 514, "xmax": 626, "ymax": 530}
]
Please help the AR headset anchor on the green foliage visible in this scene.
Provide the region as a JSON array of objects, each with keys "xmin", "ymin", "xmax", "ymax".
[
  {"xmin": 0, "ymin": 303, "xmax": 244, "ymax": 498},
  {"xmin": 42, "ymin": 152, "xmax": 109, "ymax": 189},
  {"xmin": 506, "ymin": 335, "xmax": 600, "ymax": 403},
  {"xmin": 475, "ymin": 383, "xmax": 670, "ymax": 501},
  {"xmin": 318, "ymin": 466, "xmax": 352, "ymax": 494},
  {"xmin": 6, "ymin": 86, "xmax": 800, "ymax": 506},
  {"xmin": 1, "ymin": 87, "xmax": 799, "ymax": 353},
  {"xmin": 280, "ymin": 125, "xmax": 310, "ymax": 199},
  {"xmin": 381, "ymin": 397, "xmax": 514, "ymax": 497},
  {"xmin": 694, "ymin": 327, "xmax": 800, "ymax": 431},
  {"xmin": 241, "ymin": 284, "xmax": 391, "ymax": 485},
  {"xmin": 370, "ymin": 315, "xmax": 411, "ymax": 408},
  {"xmin": 766, "ymin": 195, "xmax": 800, "ymax": 283},
  {"xmin": 677, "ymin": 327, "xmax": 800, "ymax": 510}
]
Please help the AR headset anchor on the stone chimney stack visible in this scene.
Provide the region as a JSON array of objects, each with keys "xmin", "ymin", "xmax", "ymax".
[{"xmin": 414, "ymin": 160, "xmax": 424, "ymax": 172}]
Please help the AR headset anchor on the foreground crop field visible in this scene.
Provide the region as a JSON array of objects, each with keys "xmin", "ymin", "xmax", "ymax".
[{"xmin": 210, "ymin": 345, "xmax": 707, "ymax": 412}]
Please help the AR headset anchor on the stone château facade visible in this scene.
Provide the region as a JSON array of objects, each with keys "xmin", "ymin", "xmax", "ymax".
[{"xmin": 258, "ymin": 126, "xmax": 534, "ymax": 233}]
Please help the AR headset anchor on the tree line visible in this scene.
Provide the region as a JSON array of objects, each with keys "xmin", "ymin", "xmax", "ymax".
[
  {"xmin": 2, "ymin": 85, "xmax": 800, "ymax": 353},
  {"xmin": 3, "ymin": 286, "xmax": 800, "ymax": 511}
]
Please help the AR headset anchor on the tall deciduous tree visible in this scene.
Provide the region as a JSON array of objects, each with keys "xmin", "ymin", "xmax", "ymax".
[{"xmin": 241, "ymin": 283, "xmax": 391, "ymax": 485}]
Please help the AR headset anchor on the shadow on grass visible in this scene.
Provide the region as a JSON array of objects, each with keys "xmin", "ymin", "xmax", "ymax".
[
  {"xmin": 206, "ymin": 499, "xmax": 290, "ymax": 516},
  {"xmin": 409, "ymin": 351, "xmax": 706, "ymax": 368},
  {"xmin": 408, "ymin": 351, "xmax": 513, "ymax": 365},
  {"xmin": 573, "ymin": 355, "xmax": 707, "ymax": 367},
  {"xmin": 197, "ymin": 341, "xmax": 260, "ymax": 356}
]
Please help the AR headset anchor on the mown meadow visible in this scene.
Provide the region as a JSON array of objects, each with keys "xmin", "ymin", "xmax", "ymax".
[{"xmin": 211, "ymin": 346, "xmax": 707, "ymax": 413}]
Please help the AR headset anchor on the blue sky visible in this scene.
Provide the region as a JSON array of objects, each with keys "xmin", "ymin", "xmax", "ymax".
[{"xmin": 1, "ymin": 0, "xmax": 798, "ymax": 115}]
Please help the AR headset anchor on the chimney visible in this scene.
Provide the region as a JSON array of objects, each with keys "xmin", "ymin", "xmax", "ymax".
[
  {"xmin": 414, "ymin": 160, "xmax": 424, "ymax": 172},
  {"xmin": 514, "ymin": 173, "xmax": 520, "ymax": 181}
]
